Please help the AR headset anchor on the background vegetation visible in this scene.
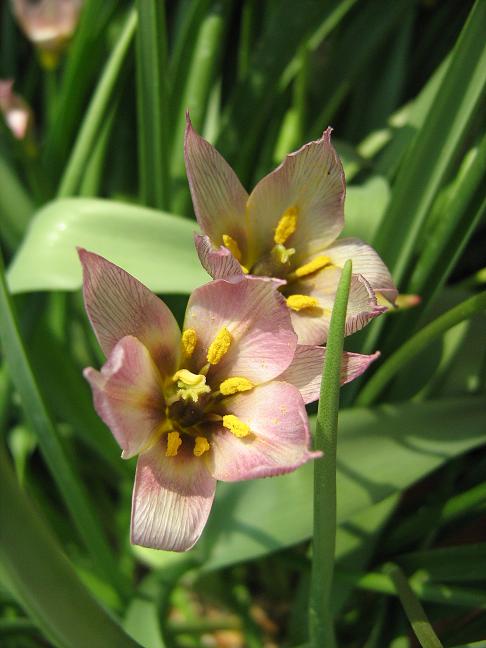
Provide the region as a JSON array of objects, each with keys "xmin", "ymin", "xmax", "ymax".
[{"xmin": 0, "ymin": 0, "xmax": 484, "ymax": 646}]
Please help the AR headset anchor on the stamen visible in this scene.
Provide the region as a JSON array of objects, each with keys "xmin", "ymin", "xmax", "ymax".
[
  {"xmin": 207, "ymin": 326, "xmax": 232, "ymax": 365},
  {"xmin": 181, "ymin": 328, "xmax": 197, "ymax": 357},
  {"xmin": 193, "ymin": 436, "xmax": 210, "ymax": 457},
  {"xmin": 287, "ymin": 255, "xmax": 331, "ymax": 281},
  {"xmin": 274, "ymin": 207, "xmax": 298, "ymax": 245},
  {"xmin": 223, "ymin": 414, "xmax": 251, "ymax": 438},
  {"xmin": 222, "ymin": 234, "xmax": 242, "ymax": 262},
  {"xmin": 286, "ymin": 294, "xmax": 319, "ymax": 311},
  {"xmin": 219, "ymin": 377, "xmax": 254, "ymax": 396},
  {"xmin": 166, "ymin": 431, "xmax": 182, "ymax": 457}
]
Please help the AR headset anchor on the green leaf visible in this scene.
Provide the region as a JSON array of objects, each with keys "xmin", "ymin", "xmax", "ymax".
[
  {"xmin": 134, "ymin": 397, "xmax": 486, "ymax": 572},
  {"xmin": 7, "ymin": 198, "xmax": 207, "ymax": 294},
  {"xmin": 342, "ymin": 177, "xmax": 391, "ymax": 242},
  {"xmin": 397, "ymin": 544, "xmax": 486, "ymax": 583},
  {"xmin": 0, "ymin": 154, "xmax": 34, "ymax": 250},
  {"xmin": 135, "ymin": 0, "xmax": 170, "ymax": 210},
  {"xmin": 0, "ymin": 446, "xmax": 139, "ymax": 648}
]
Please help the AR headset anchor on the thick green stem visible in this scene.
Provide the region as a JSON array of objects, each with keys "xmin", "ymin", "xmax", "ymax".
[{"xmin": 309, "ymin": 260, "xmax": 352, "ymax": 648}]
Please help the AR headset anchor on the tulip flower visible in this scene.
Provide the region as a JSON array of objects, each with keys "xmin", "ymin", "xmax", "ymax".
[
  {"xmin": 80, "ymin": 249, "xmax": 378, "ymax": 551},
  {"xmin": 185, "ymin": 117, "xmax": 397, "ymax": 345},
  {"xmin": 0, "ymin": 79, "xmax": 33, "ymax": 140},
  {"xmin": 11, "ymin": 0, "xmax": 84, "ymax": 68}
]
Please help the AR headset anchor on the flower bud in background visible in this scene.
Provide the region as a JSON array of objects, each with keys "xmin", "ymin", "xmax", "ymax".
[
  {"xmin": 0, "ymin": 79, "xmax": 33, "ymax": 141},
  {"xmin": 10, "ymin": 0, "xmax": 84, "ymax": 69}
]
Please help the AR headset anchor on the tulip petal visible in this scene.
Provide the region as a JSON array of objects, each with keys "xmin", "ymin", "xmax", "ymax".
[
  {"xmin": 194, "ymin": 234, "xmax": 244, "ymax": 280},
  {"xmin": 277, "ymin": 345, "xmax": 380, "ymax": 404},
  {"xmin": 247, "ymin": 128, "xmax": 345, "ymax": 263},
  {"xmin": 84, "ymin": 336, "xmax": 165, "ymax": 459},
  {"xmin": 79, "ymin": 248, "xmax": 181, "ymax": 374},
  {"xmin": 325, "ymin": 237, "xmax": 398, "ymax": 303},
  {"xmin": 185, "ymin": 277, "xmax": 297, "ymax": 384},
  {"xmin": 185, "ymin": 116, "xmax": 249, "ymax": 251},
  {"xmin": 207, "ymin": 382, "xmax": 320, "ymax": 481},
  {"xmin": 131, "ymin": 440, "xmax": 216, "ymax": 551},
  {"xmin": 287, "ymin": 267, "xmax": 386, "ymax": 345}
]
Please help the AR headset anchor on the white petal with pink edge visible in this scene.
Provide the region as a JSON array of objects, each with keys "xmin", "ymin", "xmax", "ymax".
[
  {"xmin": 325, "ymin": 237, "xmax": 398, "ymax": 303},
  {"xmin": 184, "ymin": 277, "xmax": 297, "ymax": 384},
  {"xmin": 84, "ymin": 336, "xmax": 165, "ymax": 459},
  {"xmin": 78, "ymin": 248, "xmax": 181, "ymax": 375},
  {"xmin": 194, "ymin": 233, "xmax": 244, "ymax": 280},
  {"xmin": 277, "ymin": 345, "xmax": 380, "ymax": 404},
  {"xmin": 247, "ymin": 129, "xmax": 345, "ymax": 263},
  {"xmin": 207, "ymin": 381, "xmax": 321, "ymax": 482},
  {"xmin": 288, "ymin": 267, "xmax": 386, "ymax": 345},
  {"xmin": 131, "ymin": 441, "xmax": 216, "ymax": 552},
  {"xmin": 185, "ymin": 116, "xmax": 249, "ymax": 249}
]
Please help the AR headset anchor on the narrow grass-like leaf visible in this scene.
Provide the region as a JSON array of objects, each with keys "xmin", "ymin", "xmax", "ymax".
[
  {"xmin": 384, "ymin": 563, "xmax": 444, "ymax": 648},
  {"xmin": 397, "ymin": 544, "xmax": 486, "ymax": 583},
  {"xmin": 0, "ymin": 248, "xmax": 126, "ymax": 595},
  {"xmin": 7, "ymin": 198, "xmax": 207, "ymax": 294},
  {"xmin": 57, "ymin": 9, "xmax": 137, "ymax": 198},
  {"xmin": 0, "ymin": 446, "xmax": 139, "ymax": 648},
  {"xmin": 135, "ymin": 0, "xmax": 170, "ymax": 210},
  {"xmin": 309, "ymin": 259, "xmax": 352, "ymax": 648},
  {"xmin": 373, "ymin": 0, "xmax": 485, "ymax": 288},
  {"xmin": 356, "ymin": 291, "xmax": 486, "ymax": 406}
]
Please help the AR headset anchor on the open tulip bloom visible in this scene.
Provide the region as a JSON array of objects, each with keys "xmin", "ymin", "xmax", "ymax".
[
  {"xmin": 185, "ymin": 117, "xmax": 398, "ymax": 345},
  {"xmin": 80, "ymin": 249, "xmax": 379, "ymax": 552}
]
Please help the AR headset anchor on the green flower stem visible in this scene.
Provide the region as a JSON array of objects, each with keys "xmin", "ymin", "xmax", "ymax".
[
  {"xmin": 357, "ymin": 291, "xmax": 486, "ymax": 407},
  {"xmin": 384, "ymin": 563, "xmax": 444, "ymax": 648},
  {"xmin": 57, "ymin": 8, "xmax": 137, "ymax": 198},
  {"xmin": 309, "ymin": 259, "xmax": 352, "ymax": 648}
]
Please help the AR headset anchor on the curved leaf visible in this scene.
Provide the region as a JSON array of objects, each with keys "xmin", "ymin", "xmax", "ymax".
[{"xmin": 8, "ymin": 198, "xmax": 207, "ymax": 294}]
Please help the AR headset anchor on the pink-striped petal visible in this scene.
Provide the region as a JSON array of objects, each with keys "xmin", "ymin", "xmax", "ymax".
[
  {"xmin": 84, "ymin": 336, "xmax": 165, "ymax": 459},
  {"xmin": 247, "ymin": 128, "xmax": 345, "ymax": 264},
  {"xmin": 184, "ymin": 277, "xmax": 297, "ymax": 384},
  {"xmin": 207, "ymin": 382, "xmax": 321, "ymax": 481},
  {"xmin": 194, "ymin": 233, "xmax": 244, "ymax": 280},
  {"xmin": 325, "ymin": 237, "xmax": 398, "ymax": 303},
  {"xmin": 185, "ymin": 115, "xmax": 249, "ymax": 252},
  {"xmin": 277, "ymin": 345, "xmax": 380, "ymax": 404},
  {"xmin": 131, "ymin": 440, "xmax": 216, "ymax": 551},
  {"xmin": 287, "ymin": 267, "xmax": 385, "ymax": 345},
  {"xmin": 79, "ymin": 248, "xmax": 181, "ymax": 375}
]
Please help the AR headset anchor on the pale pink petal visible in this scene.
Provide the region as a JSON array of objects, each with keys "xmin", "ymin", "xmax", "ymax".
[
  {"xmin": 84, "ymin": 336, "xmax": 165, "ymax": 459},
  {"xmin": 184, "ymin": 277, "xmax": 297, "ymax": 384},
  {"xmin": 287, "ymin": 267, "xmax": 386, "ymax": 345},
  {"xmin": 326, "ymin": 237, "xmax": 398, "ymax": 303},
  {"xmin": 79, "ymin": 248, "xmax": 181, "ymax": 375},
  {"xmin": 277, "ymin": 345, "xmax": 380, "ymax": 404},
  {"xmin": 247, "ymin": 128, "xmax": 345, "ymax": 263},
  {"xmin": 207, "ymin": 382, "xmax": 320, "ymax": 481},
  {"xmin": 185, "ymin": 116, "xmax": 249, "ymax": 253},
  {"xmin": 131, "ymin": 440, "xmax": 216, "ymax": 551},
  {"xmin": 194, "ymin": 234, "xmax": 244, "ymax": 280}
]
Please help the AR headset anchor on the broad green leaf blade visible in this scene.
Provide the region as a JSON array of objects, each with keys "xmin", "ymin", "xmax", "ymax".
[
  {"xmin": 342, "ymin": 178, "xmax": 391, "ymax": 242},
  {"xmin": 135, "ymin": 397, "xmax": 486, "ymax": 572},
  {"xmin": 0, "ymin": 154, "xmax": 34, "ymax": 250},
  {"xmin": 0, "ymin": 249, "xmax": 125, "ymax": 595},
  {"xmin": 0, "ymin": 447, "xmax": 139, "ymax": 648},
  {"xmin": 135, "ymin": 0, "xmax": 170, "ymax": 210},
  {"xmin": 7, "ymin": 198, "xmax": 207, "ymax": 294}
]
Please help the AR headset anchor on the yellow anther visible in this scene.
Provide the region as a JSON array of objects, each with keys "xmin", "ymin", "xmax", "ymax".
[
  {"xmin": 274, "ymin": 207, "xmax": 298, "ymax": 245},
  {"xmin": 219, "ymin": 377, "xmax": 254, "ymax": 396},
  {"xmin": 207, "ymin": 326, "xmax": 232, "ymax": 365},
  {"xmin": 172, "ymin": 369, "xmax": 211, "ymax": 402},
  {"xmin": 193, "ymin": 436, "xmax": 210, "ymax": 457},
  {"xmin": 240, "ymin": 265, "xmax": 249, "ymax": 274},
  {"xmin": 181, "ymin": 328, "xmax": 197, "ymax": 357},
  {"xmin": 166, "ymin": 431, "xmax": 182, "ymax": 457},
  {"xmin": 286, "ymin": 294, "xmax": 319, "ymax": 311},
  {"xmin": 223, "ymin": 414, "xmax": 251, "ymax": 438},
  {"xmin": 288, "ymin": 255, "xmax": 331, "ymax": 280},
  {"xmin": 222, "ymin": 234, "xmax": 242, "ymax": 262}
]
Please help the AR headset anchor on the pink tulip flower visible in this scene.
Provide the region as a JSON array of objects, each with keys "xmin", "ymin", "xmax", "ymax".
[
  {"xmin": 185, "ymin": 117, "xmax": 397, "ymax": 345},
  {"xmin": 80, "ymin": 249, "xmax": 378, "ymax": 551}
]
